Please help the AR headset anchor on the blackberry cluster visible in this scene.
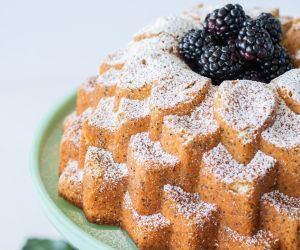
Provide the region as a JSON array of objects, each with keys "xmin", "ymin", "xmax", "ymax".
[
  {"xmin": 238, "ymin": 68, "xmax": 264, "ymax": 82},
  {"xmin": 179, "ymin": 29, "xmax": 213, "ymax": 61},
  {"xmin": 204, "ymin": 4, "xmax": 247, "ymax": 40},
  {"xmin": 257, "ymin": 12, "xmax": 282, "ymax": 43},
  {"xmin": 179, "ymin": 4, "xmax": 293, "ymax": 84},
  {"xmin": 236, "ymin": 19, "xmax": 274, "ymax": 61},
  {"xmin": 198, "ymin": 41, "xmax": 243, "ymax": 84},
  {"xmin": 260, "ymin": 45, "xmax": 293, "ymax": 82}
]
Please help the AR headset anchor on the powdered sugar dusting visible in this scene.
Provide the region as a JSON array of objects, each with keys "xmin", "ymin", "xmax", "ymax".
[
  {"xmin": 164, "ymin": 86, "xmax": 219, "ymax": 141},
  {"xmin": 96, "ymin": 68, "xmax": 120, "ymax": 87},
  {"xmin": 151, "ymin": 68, "xmax": 210, "ymax": 110},
  {"xmin": 60, "ymin": 160, "xmax": 84, "ymax": 184},
  {"xmin": 63, "ymin": 111, "xmax": 77, "ymax": 131},
  {"xmin": 203, "ymin": 144, "xmax": 276, "ymax": 185},
  {"xmin": 182, "ymin": 3, "xmax": 217, "ymax": 25},
  {"xmin": 85, "ymin": 146, "xmax": 128, "ymax": 184},
  {"xmin": 272, "ymin": 69, "xmax": 300, "ymax": 104},
  {"xmin": 62, "ymin": 108, "xmax": 93, "ymax": 144},
  {"xmin": 215, "ymin": 80, "xmax": 277, "ymax": 143},
  {"xmin": 223, "ymin": 226, "xmax": 279, "ymax": 247},
  {"xmin": 129, "ymin": 132, "xmax": 179, "ymax": 169},
  {"xmin": 88, "ymin": 97, "xmax": 118, "ymax": 131},
  {"xmin": 128, "ymin": 33, "xmax": 179, "ymax": 55},
  {"xmin": 80, "ymin": 76, "xmax": 98, "ymax": 93},
  {"xmin": 124, "ymin": 192, "xmax": 170, "ymax": 229},
  {"xmin": 262, "ymin": 190, "xmax": 300, "ymax": 219},
  {"xmin": 163, "ymin": 184, "xmax": 217, "ymax": 224},
  {"xmin": 118, "ymin": 53, "xmax": 188, "ymax": 91},
  {"xmin": 118, "ymin": 98, "xmax": 150, "ymax": 122},
  {"xmin": 134, "ymin": 16, "xmax": 197, "ymax": 40},
  {"xmin": 262, "ymin": 100, "xmax": 300, "ymax": 148},
  {"xmin": 133, "ymin": 210, "xmax": 170, "ymax": 229},
  {"xmin": 101, "ymin": 49, "xmax": 127, "ymax": 67}
]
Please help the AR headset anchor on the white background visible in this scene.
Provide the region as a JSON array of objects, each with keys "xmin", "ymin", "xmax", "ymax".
[{"xmin": 1, "ymin": 0, "xmax": 299, "ymax": 249}]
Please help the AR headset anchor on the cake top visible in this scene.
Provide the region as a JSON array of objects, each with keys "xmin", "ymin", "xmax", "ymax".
[
  {"xmin": 118, "ymin": 53, "xmax": 187, "ymax": 92},
  {"xmin": 118, "ymin": 98, "xmax": 150, "ymax": 122},
  {"xmin": 223, "ymin": 227, "xmax": 279, "ymax": 247},
  {"xmin": 96, "ymin": 68, "xmax": 120, "ymax": 87},
  {"xmin": 128, "ymin": 33, "xmax": 179, "ymax": 55},
  {"xmin": 85, "ymin": 146, "xmax": 128, "ymax": 184},
  {"xmin": 272, "ymin": 69, "xmax": 300, "ymax": 103},
  {"xmin": 214, "ymin": 80, "xmax": 277, "ymax": 143},
  {"xmin": 150, "ymin": 69, "xmax": 210, "ymax": 110},
  {"xmin": 163, "ymin": 86, "xmax": 219, "ymax": 142},
  {"xmin": 80, "ymin": 76, "xmax": 98, "ymax": 93},
  {"xmin": 88, "ymin": 97, "xmax": 118, "ymax": 131},
  {"xmin": 60, "ymin": 160, "xmax": 84, "ymax": 184},
  {"xmin": 164, "ymin": 184, "xmax": 217, "ymax": 224},
  {"xmin": 102, "ymin": 49, "xmax": 127, "ymax": 67},
  {"xmin": 129, "ymin": 132, "xmax": 179, "ymax": 170},
  {"xmin": 203, "ymin": 144, "xmax": 276, "ymax": 186},
  {"xmin": 124, "ymin": 192, "xmax": 171, "ymax": 229},
  {"xmin": 134, "ymin": 15, "xmax": 197, "ymax": 40},
  {"xmin": 262, "ymin": 99, "xmax": 300, "ymax": 148},
  {"xmin": 62, "ymin": 107, "xmax": 93, "ymax": 144},
  {"xmin": 262, "ymin": 190, "xmax": 300, "ymax": 219}
]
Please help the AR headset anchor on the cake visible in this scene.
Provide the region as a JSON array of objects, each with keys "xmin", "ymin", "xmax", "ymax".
[{"xmin": 58, "ymin": 3, "xmax": 300, "ymax": 249}]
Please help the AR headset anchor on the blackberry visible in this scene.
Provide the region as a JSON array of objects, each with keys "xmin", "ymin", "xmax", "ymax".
[
  {"xmin": 236, "ymin": 20, "xmax": 274, "ymax": 61},
  {"xmin": 259, "ymin": 45, "xmax": 293, "ymax": 82},
  {"xmin": 238, "ymin": 68, "xmax": 265, "ymax": 82},
  {"xmin": 257, "ymin": 13, "xmax": 282, "ymax": 43},
  {"xmin": 179, "ymin": 29, "xmax": 213, "ymax": 61},
  {"xmin": 204, "ymin": 4, "xmax": 247, "ymax": 40},
  {"xmin": 197, "ymin": 41, "xmax": 243, "ymax": 84}
]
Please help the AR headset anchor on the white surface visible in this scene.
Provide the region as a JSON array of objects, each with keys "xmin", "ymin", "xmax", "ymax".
[{"xmin": 0, "ymin": 0, "xmax": 299, "ymax": 249}]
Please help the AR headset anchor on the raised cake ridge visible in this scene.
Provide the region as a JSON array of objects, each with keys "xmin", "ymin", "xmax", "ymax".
[
  {"xmin": 214, "ymin": 80, "xmax": 277, "ymax": 143},
  {"xmin": 262, "ymin": 99, "xmax": 300, "ymax": 149},
  {"xmin": 129, "ymin": 132, "xmax": 179, "ymax": 170},
  {"xmin": 85, "ymin": 146, "xmax": 128, "ymax": 184},
  {"xmin": 163, "ymin": 86, "xmax": 219, "ymax": 142},
  {"xmin": 134, "ymin": 15, "xmax": 197, "ymax": 40},
  {"xmin": 163, "ymin": 184, "xmax": 217, "ymax": 221},
  {"xmin": 88, "ymin": 97, "xmax": 118, "ymax": 131},
  {"xmin": 202, "ymin": 143, "xmax": 277, "ymax": 185},
  {"xmin": 273, "ymin": 69, "xmax": 300, "ymax": 103},
  {"xmin": 262, "ymin": 190, "xmax": 300, "ymax": 218}
]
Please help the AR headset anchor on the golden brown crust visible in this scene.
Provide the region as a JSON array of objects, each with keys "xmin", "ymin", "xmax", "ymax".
[
  {"xmin": 261, "ymin": 138, "xmax": 300, "ymax": 197},
  {"xmin": 57, "ymin": 5, "xmax": 300, "ymax": 249},
  {"xmin": 82, "ymin": 147, "xmax": 128, "ymax": 225},
  {"xmin": 121, "ymin": 192, "xmax": 171, "ymax": 250},
  {"xmin": 198, "ymin": 144, "xmax": 277, "ymax": 236},
  {"xmin": 58, "ymin": 161, "xmax": 83, "ymax": 208},
  {"xmin": 59, "ymin": 108, "xmax": 92, "ymax": 173},
  {"xmin": 218, "ymin": 226, "xmax": 279, "ymax": 250},
  {"xmin": 161, "ymin": 185, "xmax": 219, "ymax": 250},
  {"xmin": 261, "ymin": 191, "xmax": 300, "ymax": 250}
]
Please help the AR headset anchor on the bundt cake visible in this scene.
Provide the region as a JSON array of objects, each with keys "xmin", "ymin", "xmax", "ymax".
[{"xmin": 58, "ymin": 3, "xmax": 300, "ymax": 249}]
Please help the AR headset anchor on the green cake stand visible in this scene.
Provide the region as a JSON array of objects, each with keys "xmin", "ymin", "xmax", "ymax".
[{"xmin": 30, "ymin": 92, "xmax": 137, "ymax": 250}]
